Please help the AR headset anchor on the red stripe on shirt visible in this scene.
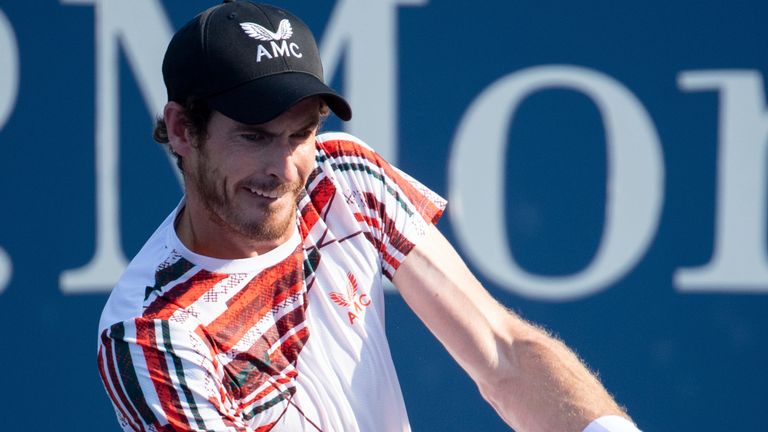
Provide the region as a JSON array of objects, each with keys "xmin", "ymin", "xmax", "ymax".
[
  {"xmin": 225, "ymin": 321, "xmax": 308, "ymax": 402},
  {"xmin": 301, "ymin": 176, "xmax": 336, "ymax": 234},
  {"xmin": 319, "ymin": 138, "xmax": 444, "ymax": 223},
  {"xmin": 277, "ymin": 326, "xmax": 310, "ymax": 365},
  {"xmin": 206, "ymin": 250, "xmax": 305, "ymax": 353},
  {"xmin": 301, "ymin": 202, "xmax": 321, "ymax": 235},
  {"xmin": 241, "ymin": 369, "xmax": 299, "ymax": 409},
  {"xmin": 99, "ymin": 333, "xmax": 146, "ymax": 432},
  {"xmin": 354, "ymin": 212, "xmax": 382, "ymax": 230},
  {"xmin": 254, "ymin": 421, "xmax": 278, "ymax": 432},
  {"xmin": 144, "ymin": 269, "xmax": 228, "ymax": 320},
  {"xmin": 310, "ymin": 176, "xmax": 336, "ymax": 216},
  {"xmin": 362, "ymin": 192, "xmax": 417, "ymax": 257},
  {"xmin": 135, "ymin": 318, "xmax": 190, "ymax": 430},
  {"xmin": 230, "ymin": 306, "xmax": 308, "ymax": 368}
]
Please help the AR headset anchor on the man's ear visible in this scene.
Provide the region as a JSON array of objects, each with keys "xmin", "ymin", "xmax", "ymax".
[{"xmin": 164, "ymin": 101, "xmax": 194, "ymax": 157}]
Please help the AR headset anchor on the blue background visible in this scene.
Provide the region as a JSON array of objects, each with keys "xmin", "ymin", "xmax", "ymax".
[{"xmin": 0, "ymin": 1, "xmax": 767, "ymax": 431}]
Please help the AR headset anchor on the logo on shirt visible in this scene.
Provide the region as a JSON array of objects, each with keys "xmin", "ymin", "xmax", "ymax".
[
  {"xmin": 240, "ymin": 20, "xmax": 303, "ymax": 62},
  {"xmin": 329, "ymin": 272, "xmax": 371, "ymax": 325}
]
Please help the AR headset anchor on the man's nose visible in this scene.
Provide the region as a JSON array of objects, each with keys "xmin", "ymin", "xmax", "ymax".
[{"xmin": 263, "ymin": 138, "xmax": 296, "ymax": 181}]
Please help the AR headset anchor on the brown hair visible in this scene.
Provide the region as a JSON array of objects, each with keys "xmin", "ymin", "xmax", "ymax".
[{"xmin": 152, "ymin": 98, "xmax": 213, "ymax": 171}]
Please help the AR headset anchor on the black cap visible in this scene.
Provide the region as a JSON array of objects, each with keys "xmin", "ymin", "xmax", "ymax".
[{"xmin": 162, "ymin": 1, "xmax": 351, "ymax": 124}]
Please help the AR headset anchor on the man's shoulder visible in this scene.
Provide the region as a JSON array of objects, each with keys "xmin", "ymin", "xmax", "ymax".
[
  {"xmin": 316, "ymin": 131, "xmax": 366, "ymax": 145},
  {"xmin": 315, "ymin": 131, "xmax": 374, "ymax": 154},
  {"xmin": 98, "ymin": 211, "xmax": 178, "ymax": 334},
  {"xmin": 313, "ymin": 132, "xmax": 387, "ymax": 177}
]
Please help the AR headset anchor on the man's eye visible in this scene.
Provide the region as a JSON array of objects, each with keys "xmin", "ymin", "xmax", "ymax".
[
  {"xmin": 242, "ymin": 133, "xmax": 265, "ymax": 142},
  {"xmin": 293, "ymin": 129, "xmax": 314, "ymax": 140}
]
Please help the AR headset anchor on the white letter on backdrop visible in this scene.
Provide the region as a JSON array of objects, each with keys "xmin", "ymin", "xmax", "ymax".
[
  {"xmin": 450, "ymin": 65, "xmax": 664, "ymax": 301},
  {"xmin": 675, "ymin": 70, "xmax": 768, "ymax": 292},
  {"xmin": 0, "ymin": 8, "xmax": 19, "ymax": 294},
  {"xmin": 59, "ymin": 0, "xmax": 174, "ymax": 293}
]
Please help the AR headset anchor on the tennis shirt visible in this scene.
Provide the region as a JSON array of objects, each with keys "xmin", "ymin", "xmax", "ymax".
[{"xmin": 97, "ymin": 132, "xmax": 446, "ymax": 431}]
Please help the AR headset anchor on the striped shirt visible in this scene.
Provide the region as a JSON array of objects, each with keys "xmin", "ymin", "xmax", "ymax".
[{"xmin": 97, "ymin": 133, "xmax": 446, "ymax": 432}]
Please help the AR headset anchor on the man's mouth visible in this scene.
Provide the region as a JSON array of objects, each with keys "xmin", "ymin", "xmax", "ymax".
[
  {"xmin": 246, "ymin": 186, "xmax": 283, "ymax": 199},
  {"xmin": 242, "ymin": 179, "xmax": 301, "ymax": 200}
]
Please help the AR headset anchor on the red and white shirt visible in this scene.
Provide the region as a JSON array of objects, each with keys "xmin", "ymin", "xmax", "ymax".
[{"xmin": 97, "ymin": 133, "xmax": 446, "ymax": 432}]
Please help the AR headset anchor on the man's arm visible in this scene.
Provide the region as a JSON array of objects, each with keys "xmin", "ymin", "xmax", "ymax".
[{"xmin": 391, "ymin": 224, "xmax": 634, "ymax": 432}]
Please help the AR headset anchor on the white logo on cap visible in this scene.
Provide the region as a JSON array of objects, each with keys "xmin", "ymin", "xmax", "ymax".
[
  {"xmin": 240, "ymin": 19, "xmax": 293, "ymax": 41},
  {"xmin": 240, "ymin": 19, "xmax": 303, "ymax": 63}
]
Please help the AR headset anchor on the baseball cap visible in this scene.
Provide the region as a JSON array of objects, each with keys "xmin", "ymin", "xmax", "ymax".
[{"xmin": 162, "ymin": 0, "xmax": 352, "ymax": 124}]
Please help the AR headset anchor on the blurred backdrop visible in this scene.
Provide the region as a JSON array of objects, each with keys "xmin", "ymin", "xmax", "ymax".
[{"xmin": 0, "ymin": 0, "xmax": 766, "ymax": 430}]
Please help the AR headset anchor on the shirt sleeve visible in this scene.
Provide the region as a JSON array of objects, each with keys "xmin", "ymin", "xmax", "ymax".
[
  {"xmin": 97, "ymin": 318, "xmax": 258, "ymax": 432},
  {"xmin": 583, "ymin": 415, "xmax": 642, "ymax": 432},
  {"xmin": 315, "ymin": 133, "xmax": 447, "ymax": 279}
]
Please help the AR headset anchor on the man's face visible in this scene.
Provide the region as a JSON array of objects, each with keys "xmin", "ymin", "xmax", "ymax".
[{"xmin": 185, "ymin": 97, "xmax": 322, "ymax": 246}]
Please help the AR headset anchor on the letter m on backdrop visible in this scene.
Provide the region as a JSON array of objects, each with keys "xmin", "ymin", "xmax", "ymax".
[{"xmin": 58, "ymin": 0, "xmax": 427, "ymax": 293}]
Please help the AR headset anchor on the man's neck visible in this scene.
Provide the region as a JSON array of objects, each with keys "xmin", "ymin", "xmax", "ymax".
[{"xmin": 174, "ymin": 202, "xmax": 295, "ymax": 259}]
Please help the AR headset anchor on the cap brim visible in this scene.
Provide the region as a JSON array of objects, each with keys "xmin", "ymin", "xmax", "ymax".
[{"xmin": 207, "ymin": 72, "xmax": 352, "ymax": 125}]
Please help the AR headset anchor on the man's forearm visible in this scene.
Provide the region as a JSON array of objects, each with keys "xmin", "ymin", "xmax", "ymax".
[
  {"xmin": 393, "ymin": 225, "xmax": 638, "ymax": 432},
  {"xmin": 476, "ymin": 316, "xmax": 631, "ymax": 432}
]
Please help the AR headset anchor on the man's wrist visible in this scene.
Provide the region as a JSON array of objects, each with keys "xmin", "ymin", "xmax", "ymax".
[{"xmin": 583, "ymin": 415, "xmax": 641, "ymax": 432}]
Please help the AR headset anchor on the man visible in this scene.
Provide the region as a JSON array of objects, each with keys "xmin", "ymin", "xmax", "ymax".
[{"xmin": 97, "ymin": 1, "xmax": 641, "ymax": 431}]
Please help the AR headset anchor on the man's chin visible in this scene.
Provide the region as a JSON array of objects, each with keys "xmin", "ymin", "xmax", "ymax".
[{"xmin": 235, "ymin": 210, "xmax": 295, "ymax": 242}]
